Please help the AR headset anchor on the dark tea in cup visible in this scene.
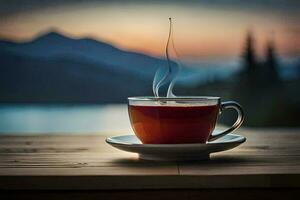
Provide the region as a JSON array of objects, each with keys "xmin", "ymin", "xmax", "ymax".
[{"xmin": 128, "ymin": 97, "xmax": 244, "ymax": 144}]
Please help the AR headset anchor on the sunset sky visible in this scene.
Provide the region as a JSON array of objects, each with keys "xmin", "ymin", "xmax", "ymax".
[{"xmin": 0, "ymin": 0, "xmax": 299, "ymax": 60}]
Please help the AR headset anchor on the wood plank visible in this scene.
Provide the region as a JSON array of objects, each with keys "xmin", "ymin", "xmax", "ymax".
[
  {"xmin": 1, "ymin": 174, "xmax": 300, "ymax": 190},
  {"xmin": 178, "ymin": 128, "xmax": 300, "ymax": 188},
  {"xmin": 2, "ymin": 189, "xmax": 300, "ymax": 200},
  {"xmin": 0, "ymin": 128, "xmax": 299, "ymax": 190}
]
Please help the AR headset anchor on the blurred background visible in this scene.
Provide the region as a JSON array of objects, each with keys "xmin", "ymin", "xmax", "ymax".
[{"xmin": 0, "ymin": 0, "xmax": 299, "ymax": 134}]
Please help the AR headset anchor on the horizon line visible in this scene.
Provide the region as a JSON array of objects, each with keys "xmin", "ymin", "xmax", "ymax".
[{"xmin": 0, "ymin": 28, "xmax": 299, "ymax": 61}]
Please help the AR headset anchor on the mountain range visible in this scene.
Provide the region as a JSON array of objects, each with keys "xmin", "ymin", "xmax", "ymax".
[
  {"xmin": 1, "ymin": 30, "xmax": 298, "ymax": 104},
  {"xmin": 0, "ymin": 31, "xmax": 172, "ymax": 103}
]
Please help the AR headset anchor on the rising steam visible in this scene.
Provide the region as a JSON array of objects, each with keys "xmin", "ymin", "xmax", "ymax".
[{"xmin": 152, "ymin": 18, "xmax": 181, "ymax": 97}]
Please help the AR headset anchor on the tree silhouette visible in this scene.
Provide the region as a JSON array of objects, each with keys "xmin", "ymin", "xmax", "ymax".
[
  {"xmin": 229, "ymin": 30, "xmax": 288, "ymax": 126},
  {"xmin": 264, "ymin": 37, "xmax": 279, "ymax": 83},
  {"xmin": 242, "ymin": 30, "xmax": 257, "ymax": 74}
]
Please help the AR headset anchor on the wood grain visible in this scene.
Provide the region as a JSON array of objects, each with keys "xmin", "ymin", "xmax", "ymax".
[
  {"xmin": 2, "ymin": 189, "xmax": 300, "ymax": 200},
  {"xmin": 0, "ymin": 128, "xmax": 299, "ymax": 190}
]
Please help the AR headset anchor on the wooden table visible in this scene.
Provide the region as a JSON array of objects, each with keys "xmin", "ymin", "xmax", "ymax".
[{"xmin": 0, "ymin": 128, "xmax": 300, "ymax": 199}]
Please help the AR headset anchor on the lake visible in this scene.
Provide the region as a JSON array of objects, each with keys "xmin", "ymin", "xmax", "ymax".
[{"xmin": 0, "ymin": 104, "xmax": 132, "ymax": 135}]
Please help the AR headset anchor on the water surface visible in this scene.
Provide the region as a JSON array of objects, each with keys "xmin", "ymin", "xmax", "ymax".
[{"xmin": 0, "ymin": 104, "xmax": 132, "ymax": 135}]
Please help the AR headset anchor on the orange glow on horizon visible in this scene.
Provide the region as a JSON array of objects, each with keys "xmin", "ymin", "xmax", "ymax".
[{"xmin": 0, "ymin": 2, "xmax": 299, "ymax": 59}]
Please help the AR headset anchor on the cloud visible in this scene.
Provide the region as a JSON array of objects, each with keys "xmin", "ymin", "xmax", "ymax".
[
  {"xmin": 1, "ymin": 0, "xmax": 300, "ymax": 18},
  {"xmin": 0, "ymin": 0, "xmax": 98, "ymax": 17}
]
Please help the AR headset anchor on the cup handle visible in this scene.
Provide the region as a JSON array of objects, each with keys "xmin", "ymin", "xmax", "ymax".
[{"xmin": 209, "ymin": 101, "xmax": 245, "ymax": 142}]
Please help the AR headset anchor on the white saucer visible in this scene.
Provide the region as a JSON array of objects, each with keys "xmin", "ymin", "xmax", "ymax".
[{"xmin": 106, "ymin": 133, "xmax": 246, "ymax": 161}]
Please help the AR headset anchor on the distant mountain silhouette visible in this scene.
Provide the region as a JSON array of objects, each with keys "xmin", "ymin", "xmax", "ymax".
[
  {"xmin": 0, "ymin": 30, "xmax": 167, "ymax": 78},
  {"xmin": 0, "ymin": 30, "xmax": 171, "ymax": 103},
  {"xmin": 1, "ymin": 30, "xmax": 298, "ymax": 106}
]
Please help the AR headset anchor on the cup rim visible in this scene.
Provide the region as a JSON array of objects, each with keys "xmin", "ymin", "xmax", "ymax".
[{"xmin": 128, "ymin": 96, "xmax": 221, "ymax": 101}]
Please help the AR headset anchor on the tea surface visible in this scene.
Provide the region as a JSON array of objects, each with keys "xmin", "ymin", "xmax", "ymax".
[{"xmin": 128, "ymin": 104, "xmax": 219, "ymax": 144}]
